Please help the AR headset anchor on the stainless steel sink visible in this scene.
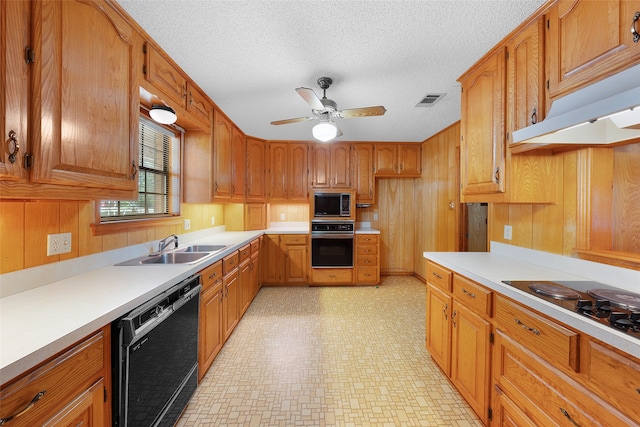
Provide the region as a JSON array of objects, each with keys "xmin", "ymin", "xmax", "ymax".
[
  {"xmin": 140, "ymin": 252, "xmax": 211, "ymax": 264},
  {"xmin": 179, "ymin": 244, "xmax": 228, "ymax": 253}
]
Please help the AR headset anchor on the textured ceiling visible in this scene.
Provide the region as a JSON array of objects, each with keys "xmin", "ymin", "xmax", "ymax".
[{"xmin": 117, "ymin": 0, "xmax": 546, "ymax": 142}]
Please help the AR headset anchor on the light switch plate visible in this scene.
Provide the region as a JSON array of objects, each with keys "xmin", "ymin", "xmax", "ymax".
[{"xmin": 47, "ymin": 232, "xmax": 72, "ymax": 256}]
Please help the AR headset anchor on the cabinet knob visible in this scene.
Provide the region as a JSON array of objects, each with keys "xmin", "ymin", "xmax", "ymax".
[{"xmin": 632, "ymin": 11, "xmax": 640, "ymax": 43}]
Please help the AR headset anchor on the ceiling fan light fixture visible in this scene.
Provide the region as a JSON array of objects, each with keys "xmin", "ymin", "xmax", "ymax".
[
  {"xmin": 312, "ymin": 120, "xmax": 338, "ymax": 142},
  {"xmin": 149, "ymin": 104, "xmax": 177, "ymax": 124}
]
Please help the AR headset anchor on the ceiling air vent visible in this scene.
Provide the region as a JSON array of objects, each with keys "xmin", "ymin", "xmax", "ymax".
[{"xmin": 416, "ymin": 93, "xmax": 445, "ymax": 107}]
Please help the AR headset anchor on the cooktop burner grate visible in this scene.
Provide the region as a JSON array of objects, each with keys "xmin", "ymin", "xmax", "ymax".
[
  {"xmin": 528, "ymin": 282, "xmax": 582, "ymax": 300},
  {"xmin": 588, "ymin": 288, "xmax": 640, "ymax": 310}
]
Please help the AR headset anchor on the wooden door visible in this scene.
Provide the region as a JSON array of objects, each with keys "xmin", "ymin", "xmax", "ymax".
[
  {"xmin": 261, "ymin": 235, "xmax": 282, "ymax": 283},
  {"xmin": 547, "ymin": 0, "xmax": 640, "ymax": 100},
  {"xmin": 374, "ymin": 144, "xmax": 397, "ymax": 175},
  {"xmin": 398, "ymin": 144, "xmax": 422, "ymax": 176},
  {"xmin": 145, "ymin": 44, "xmax": 187, "ymax": 108},
  {"xmin": 288, "ymin": 143, "xmax": 309, "ymax": 201},
  {"xmin": 353, "ymin": 144, "xmax": 375, "ymax": 203},
  {"xmin": 268, "ymin": 142, "xmax": 288, "ymax": 201},
  {"xmin": 460, "ymin": 47, "xmax": 506, "ymax": 198},
  {"xmin": 41, "ymin": 379, "xmax": 105, "ymax": 427},
  {"xmin": 310, "ymin": 144, "xmax": 331, "ymax": 188},
  {"xmin": 0, "ymin": 0, "xmax": 29, "ymax": 182},
  {"xmin": 213, "ymin": 110, "xmax": 232, "ymax": 199},
  {"xmin": 231, "ymin": 126, "xmax": 246, "ymax": 202},
  {"xmin": 451, "ymin": 301, "xmax": 491, "ymax": 425},
  {"xmin": 285, "ymin": 244, "xmax": 308, "ymax": 284},
  {"xmin": 492, "ymin": 385, "xmax": 538, "ymax": 427},
  {"xmin": 331, "ymin": 143, "xmax": 351, "ymax": 187},
  {"xmin": 425, "ymin": 283, "xmax": 452, "ymax": 375},
  {"xmin": 198, "ymin": 280, "xmax": 223, "ymax": 381},
  {"xmin": 246, "ymin": 137, "xmax": 266, "ymax": 202},
  {"xmin": 31, "ymin": 0, "xmax": 138, "ymax": 192},
  {"xmin": 223, "ymin": 269, "xmax": 239, "ymax": 341},
  {"xmin": 186, "ymin": 82, "xmax": 212, "ymax": 128},
  {"xmin": 239, "ymin": 258, "xmax": 252, "ymax": 316}
]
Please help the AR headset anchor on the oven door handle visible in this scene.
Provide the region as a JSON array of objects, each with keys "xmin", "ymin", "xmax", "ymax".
[{"xmin": 311, "ymin": 233, "xmax": 354, "ymax": 239}]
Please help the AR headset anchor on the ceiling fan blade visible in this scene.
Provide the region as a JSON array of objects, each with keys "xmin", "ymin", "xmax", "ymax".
[
  {"xmin": 270, "ymin": 116, "xmax": 316, "ymax": 125},
  {"xmin": 295, "ymin": 87, "xmax": 324, "ymax": 110},
  {"xmin": 338, "ymin": 106, "xmax": 387, "ymax": 118}
]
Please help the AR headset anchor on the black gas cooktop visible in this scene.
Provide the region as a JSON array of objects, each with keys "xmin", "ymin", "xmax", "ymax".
[{"xmin": 502, "ymin": 280, "xmax": 640, "ymax": 341}]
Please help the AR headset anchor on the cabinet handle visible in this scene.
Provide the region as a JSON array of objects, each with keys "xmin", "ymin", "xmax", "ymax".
[
  {"xmin": 432, "ymin": 272, "xmax": 442, "ymax": 280},
  {"xmin": 462, "ymin": 288, "xmax": 476, "ymax": 298},
  {"xmin": 7, "ymin": 130, "xmax": 19, "ymax": 164},
  {"xmin": 131, "ymin": 161, "xmax": 138, "ymax": 180},
  {"xmin": 531, "ymin": 108, "xmax": 537, "ymax": 125},
  {"xmin": 443, "ymin": 303, "xmax": 448, "ymax": 320},
  {"xmin": 514, "ymin": 318, "xmax": 540, "ymax": 335},
  {"xmin": 494, "ymin": 166, "xmax": 500, "ymax": 184},
  {"xmin": 559, "ymin": 408, "xmax": 580, "ymax": 426},
  {"xmin": 182, "ymin": 84, "xmax": 187, "ymax": 100},
  {"xmin": 0, "ymin": 390, "xmax": 46, "ymax": 425},
  {"xmin": 632, "ymin": 11, "xmax": 640, "ymax": 43},
  {"xmin": 452, "ymin": 309, "xmax": 457, "ymax": 328},
  {"xmin": 189, "ymin": 90, "xmax": 193, "ymax": 105}
]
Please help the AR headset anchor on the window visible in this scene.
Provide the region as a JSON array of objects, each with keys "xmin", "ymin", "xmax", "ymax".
[{"xmin": 100, "ymin": 117, "xmax": 181, "ymax": 221}]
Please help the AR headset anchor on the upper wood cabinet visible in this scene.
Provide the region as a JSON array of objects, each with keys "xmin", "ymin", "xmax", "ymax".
[
  {"xmin": 231, "ymin": 126, "xmax": 246, "ymax": 202},
  {"xmin": 213, "ymin": 110, "xmax": 233, "ymax": 200},
  {"xmin": 310, "ymin": 143, "xmax": 351, "ymax": 188},
  {"xmin": 29, "ymin": 0, "xmax": 139, "ymax": 194},
  {"xmin": 245, "ymin": 137, "xmax": 266, "ymax": 202},
  {"xmin": 352, "ymin": 143, "xmax": 375, "ymax": 204},
  {"xmin": 546, "ymin": 0, "xmax": 640, "ymax": 101},
  {"xmin": 143, "ymin": 43, "xmax": 212, "ymax": 130},
  {"xmin": 1, "ymin": 0, "xmax": 29, "ymax": 183},
  {"xmin": 459, "ymin": 47, "xmax": 507, "ymax": 200},
  {"xmin": 374, "ymin": 143, "xmax": 422, "ymax": 177},
  {"xmin": 268, "ymin": 141, "xmax": 309, "ymax": 202}
]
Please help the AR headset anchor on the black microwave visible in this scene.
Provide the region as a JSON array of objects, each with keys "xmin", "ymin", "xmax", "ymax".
[{"xmin": 313, "ymin": 192, "xmax": 351, "ymax": 218}]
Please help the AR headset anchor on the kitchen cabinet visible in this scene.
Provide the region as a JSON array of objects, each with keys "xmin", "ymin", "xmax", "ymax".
[
  {"xmin": 1, "ymin": 0, "xmax": 140, "ymax": 200},
  {"xmin": 0, "ymin": 0, "xmax": 29, "ymax": 183},
  {"xmin": 373, "ymin": 143, "xmax": 422, "ymax": 177},
  {"xmin": 231, "ymin": 126, "xmax": 246, "ymax": 202},
  {"xmin": 0, "ymin": 328, "xmax": 109, "ymax": 427},
  {"xmin": 239, "ymin": 244, "xmax": 252, "ymax": 316},
  {"xmin": 246, "ymin": 137, "xmax": 267, "ymax": 202},
  {"xmin": 310, "ymin": 143, "xmax": 351, "ymax": 188},
  {"xmin": 260, "ymin": 234, "xmax": 308, "ymax": 285},
  {"xmin": 198, "ymin": 260, "xmax": 223, "ymax": 382},
  {"xmin": 244, "ymin": 203, "xmax": 267, "ymax": 230},
  {"xmin": 213, "ymin": 110, "xmax": 233, "ymax": 201},
  {"xmin": 222, "ymin": 251, "xmax": 240, "ymax": 341},
  {"xmin": 546, "ymin": 0, "xmax": 640, "ymax": 101},
  {"xmin": 425, "ymin": 283, "xmax": 452, "ymax": 374},
  {"xmin": 459, "ymin": 47, "xmax": 506, "ymax": 200},
  {"xmin": 355, "ymin": 234, "xmax": 379, "ymax": 284},
  {"xmin": 352, "ymin": 144, "xmax": 375, "ymax": 204},
  {"xmin": 268, "ymin": 142, "xmax": 309, "ymax": 202}
]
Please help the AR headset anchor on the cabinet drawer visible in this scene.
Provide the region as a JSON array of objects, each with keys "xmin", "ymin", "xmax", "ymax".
[
  {"xmin": 357, "ymin": 267, "xmax": 378, "ymax": 283},
  {"xmin": 357, "ymin": 255, "xmax": 378, "ymax": 266},
  {"xmin": 239, "ymin": 244, "xmax": 251, "ymax": 262},
  {"xmin": 426, "ymin": 261, "xmax": 452, "ymax": 291},
  {"xmin": 223, "ymin": 251, "xmax": 239, "ymax": 274},
  {"xmin": 250, "ymin": 239, "xmax": 260, "ymax": 254},
  {"xmin": 453, "ymin": 275, "xmax": 492, "ymax": 317},
  {"xmin": 356, "ymin": 234, "xmax": 378, "ymax": 244},
  {"xmin": 495, "ymin": 295, "xmax": 579, "ymax": 372},
  {"xmin": 281, "ymin": 234, "xmax": 308, "ymax": 245},
  {"xmin": 356, "ymin": 244, "xmax": 377, "ymax": 256},
  {"xmin": 0, "ymin": 331, "xmax": 105, "ymax": 427},
  {"xmin": 200, "ymin": 260, "xmax": 223, "ymax": 290},
  {"xmin": 311, "ymin": 268, "xmax": 352, "ymax": 284}
]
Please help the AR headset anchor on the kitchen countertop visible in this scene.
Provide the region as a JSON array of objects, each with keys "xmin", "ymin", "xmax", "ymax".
[
  {"xmin": 0, "ymin": 228, "xmax": 263, "ymax": 385},
  {"xmin": 424, "ymin": 242, "xmax": 640, "ymax": 359}
]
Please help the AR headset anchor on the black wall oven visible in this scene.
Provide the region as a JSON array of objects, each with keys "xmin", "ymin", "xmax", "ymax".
[
  {"xmin": 112, "ymin": 275, "xmax": 201, "ymax": 427},
  {"xmin": 311, "ymin": 220, "xmax": 354, "ymax": 268}
]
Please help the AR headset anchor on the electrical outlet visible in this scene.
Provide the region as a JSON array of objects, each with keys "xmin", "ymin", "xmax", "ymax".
[
  {"xmin": 504, "ymin": 225, "xmax": 513, "ymax": 240},
  {"xmin": 47, "ymin": 232, "xmax": 72, "ymax": 256},
  {"xmin": 184, "ymin": 219, "xmax": 191, "ymax": 230},
  {"xmin": 373, "ymin": 213, "xmax": 378, "ymax": 221},
  {"xmin": 211, "ymin": 216, "xmax": 215, "ymax": 225},
  {"xmin": 280, "ymin": 213, "xmax": 285, "ymax": 221}
]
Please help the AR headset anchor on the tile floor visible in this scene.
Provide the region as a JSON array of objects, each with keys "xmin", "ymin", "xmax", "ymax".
[{"xmin": 177, "ymin": 276, "xmax": 482, "ymax": 426}]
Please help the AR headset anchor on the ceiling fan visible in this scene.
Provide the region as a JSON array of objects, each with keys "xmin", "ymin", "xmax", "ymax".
[{"xmin": 271, "ymin": 77, "xmax": 386, "ymax": 141}]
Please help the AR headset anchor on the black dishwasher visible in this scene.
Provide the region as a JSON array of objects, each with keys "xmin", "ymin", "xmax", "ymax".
[{"xmin": 112, "ymin": 275, "xmax": 201, "ymax": 427}]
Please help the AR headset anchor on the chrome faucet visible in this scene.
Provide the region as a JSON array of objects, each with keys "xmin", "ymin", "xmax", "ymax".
[{"xmin": 156, "ymin": 234, "xmax": 178, "ymax": 254}]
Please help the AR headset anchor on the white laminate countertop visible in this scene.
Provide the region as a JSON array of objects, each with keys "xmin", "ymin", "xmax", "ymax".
[
  {"xmin": 0, "ymin": 228, "xmax": 263, "ymax": 385},
  {"xmin": 423, "ymin": 242, "xmax": 640, "ymax": 359}
]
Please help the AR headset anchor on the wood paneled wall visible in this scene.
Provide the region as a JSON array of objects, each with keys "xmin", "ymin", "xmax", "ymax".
[{"xmin": 0, "ymin": 201, "xmax": 224, "ymax": 274}]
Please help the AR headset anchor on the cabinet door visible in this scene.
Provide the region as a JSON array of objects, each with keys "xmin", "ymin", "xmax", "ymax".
[
  {"xmin": 246, "ymin": 137, "xmax": 266, "ymax": 202},
  {"xmin": 268, "ymin": 142, "xmax": 288, "ymax": 200},
  {"xmin": 213, "ymin": 110, "xmax": 232, "ymax": 200},
  {"xmin": 547, "ymin": 0, "xmax": 640, "ymax": 100},
  {"xmin": 288, "ymin": 143, "xmax": 309, "ymax": 201},
  {"xmin": 285, "ymin": 244, "xmax": 308, "ymax": 284},
  {"xmin": 0, "ymin": 0, "xmax": 29, "ymax": 181},
  {"xmin": 223, "ymin": 269, "xmax": 239, "ymax": 341},
  {"xmin": 145, "ymin": 44, "xmax": 187, "ymax": 107},
  {"xmin": 492, "ymin": 385, "xmax": 538, "ymax": 427},
  {"xmin": 451, "ymin": 301, "xmax": 491, "ymax": 425},
  {"xmin": 460, "ymin": 47, "xmax": 506, "ymax": 199},
  {"xmin": 41, "ymin": 379, "xmax": 105, "ymax": 427},
  {"xmin": 353, "ymin": 144, "xmax": 375, "ymax": 203},
  {"xmin": 331, "ymin": 143, "xmax": 351, "ymax": 187},
  {"xmin": 198, "ymin": 281, "xmax": 223, "ymax": 381},
  {"xmin": 32, "ymin": 0, "xmax": 138, "ymax": 191},
  {"xmin": 231, "ymin": 126, "xmax": 246, "ymax": 202},
  {"xmin": 239, "ymin": 258, "xmax": 252, "ymax": 316},
  {"xmin": 425, "ymin": 283, "xmax": 452, "ymax": 376},
  {"xmin": 186, "ymin": 82, "xmax": 212, "ymax": 128},
  {"xmin": 398, "ymin": 144, "xmax": 422, "ymax": 176},
  {"xmin": 261, "ymin": 235, "xmax": 282, "ymax": 283},
  {"xmin": 374, "ymin": 144, "xmax": 397, "ymax": 175},
  {"xmin": 310, "ymin": 144, "xmax": 331, "ymax": 188}
]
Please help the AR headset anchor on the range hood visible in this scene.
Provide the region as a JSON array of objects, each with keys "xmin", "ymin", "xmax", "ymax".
[{"xmin": 512, "ymin": 63, "xmax": 640, "ymax": 147}]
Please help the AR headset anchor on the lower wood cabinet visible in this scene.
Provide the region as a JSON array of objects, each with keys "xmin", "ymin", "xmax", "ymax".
[
  {"xmin": 355, "ymin": 234, "xmax": 380, "ymax": 285},
  {"xmin": 198, "ymin": 260, "xmax": 223, "ymax": 382},
  {"xmin": 310, "ymin": 267, "xmax": 353, "ymax": 285},
  {"xmin": 261, "ymin": 234, "xmax": 308, "ymax": 285},
  {"xmin": 0, "ymin": 328, "xmax": 110, "ymax": 427}
]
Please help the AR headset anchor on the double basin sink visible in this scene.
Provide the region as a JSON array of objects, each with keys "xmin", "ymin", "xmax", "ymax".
[{"xmin": 117, "ymin": 244, "xmax": 229, "ymax": 266}]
